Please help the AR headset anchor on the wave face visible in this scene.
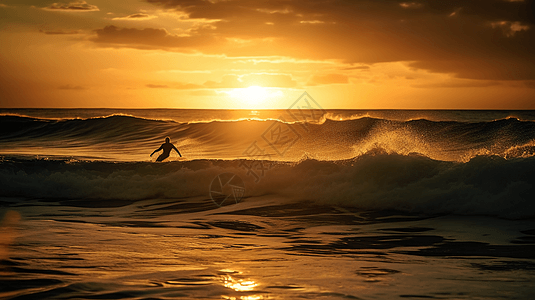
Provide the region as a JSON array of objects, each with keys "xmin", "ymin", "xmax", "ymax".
[
  {"xmin": 1, "ymin": 111, "xmax": 535, "ymax": 161},
  {"xmin": 0, "ymin": 155, "xmax": 534, "ymax": 219},
  {"xmin": 1, "ymin": 109, "xmax": 534, "ymax": 219}
]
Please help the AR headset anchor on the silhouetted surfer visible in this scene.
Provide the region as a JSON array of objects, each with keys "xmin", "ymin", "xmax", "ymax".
[{"xmin": 150, "ymin": 137, "xmax": 181, "ymax": 162}]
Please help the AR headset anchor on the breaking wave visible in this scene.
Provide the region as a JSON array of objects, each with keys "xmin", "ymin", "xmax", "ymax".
[
  {"xmin": 1, "ymin": 112, "xmax": 534, "ymax": 219},
  {"xmin": 1, "ymin": 114, "xmax": 535, "ymax": 162},
  {"xmin": 1, "ymin": 154, "xmax": 534, "ymax": 219}
]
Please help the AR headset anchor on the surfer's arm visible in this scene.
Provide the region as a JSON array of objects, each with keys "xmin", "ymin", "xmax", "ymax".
[
  {"xmin": 173, "ymin": 145, "xmax": 182, "ymax": 157},
  {"xmin": 150, "ymin": 146, "xmax": 163, "ymax": 157}
]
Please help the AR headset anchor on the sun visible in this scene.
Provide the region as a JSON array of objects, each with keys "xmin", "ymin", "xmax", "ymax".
[
  {"xmin": 243, "ymin": 86, "xmax": 269, "ymax": 99},
  {"xmin": 226, "ymin": 86, "xmax": 282, "ymax": 108},
  {"xmin": 228, "ymin": 86, "xmax": 269, "ymax": 102}
]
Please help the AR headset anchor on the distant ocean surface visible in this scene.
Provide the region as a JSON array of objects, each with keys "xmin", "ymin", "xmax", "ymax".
[{"xmin": 1, "ymin": 109, "xmax": 535, "ymax": 299}]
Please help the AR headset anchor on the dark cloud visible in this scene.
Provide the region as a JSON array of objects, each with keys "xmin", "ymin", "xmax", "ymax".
[
  {"xmin": 43, "ymin": 1, "xmax": 99, "ymax": 12},
  {"xmin": 112, "ymin": 13, "xmax": 157, "ymax": 21},
  {"xmin": 413, "ymin": 0, "xmax": 534, "ymax": 24},
  {"xmin": 88, "ymin": 0, "xmax": 535, "ymax": 80},
  {"xmin": 411, "ymin": 79, "xmax": 501, "ymax": 89},
  {"xmin": 93, "ymin": 25, "xmax": 216, "ymax": 51},
  {"xmin": 146, "ymin": 0, "xmax": 534, "ymax": 24}
]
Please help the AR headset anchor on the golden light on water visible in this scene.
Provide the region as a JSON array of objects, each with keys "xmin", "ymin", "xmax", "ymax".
[
  {"xmin": 0, "ymin": 211, "xmax": 20, "ymax": 261},
  {"xmin": 219, "ymin": 270, "xmax": 265, "ymax": 300},
  {"xmin": 222, "ymin": 275, "xmax": 258, "ymax": 292},
  {"xmin": 219, "ymin": 269, "xmax": 260, "ymax": 297},
  {"xmin": 222, "ymin": 296, "xmax": 264, "ymax": 300}
]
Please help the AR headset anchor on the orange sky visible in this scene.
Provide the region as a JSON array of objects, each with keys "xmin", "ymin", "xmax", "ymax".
[{"xmin": 0, "ymin": 0, "xmax": 534, "ymax": 109}]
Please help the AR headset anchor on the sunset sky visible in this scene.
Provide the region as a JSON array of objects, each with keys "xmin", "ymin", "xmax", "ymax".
[{"xmin": 0, "ymin": 0, "xmax": 534, "ymax": 109}]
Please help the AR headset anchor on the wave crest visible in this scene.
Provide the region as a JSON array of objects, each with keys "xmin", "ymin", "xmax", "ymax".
[
  {"xmin": 1, "ymin": 154, "xmax": 534, "ymax": 219},
  {"xmin": 1, "ymin": 115, "xmax": 534, "ymax": 162}
]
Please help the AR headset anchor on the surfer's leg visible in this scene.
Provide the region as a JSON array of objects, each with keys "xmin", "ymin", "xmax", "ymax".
[{"xmin": 156, "ymin": 154, "xmax": 168, "ymax": 162}]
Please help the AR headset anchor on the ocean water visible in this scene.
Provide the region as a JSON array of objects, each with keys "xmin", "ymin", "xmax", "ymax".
[{"xmin": 1, "ymin": 108, "xmax": 535, "ymax": 299}]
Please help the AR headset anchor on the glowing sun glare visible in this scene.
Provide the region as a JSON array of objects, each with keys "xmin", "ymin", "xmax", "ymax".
[{"xmin": 226, "ymin": 86, "xmax": 282, "ymax": 107}]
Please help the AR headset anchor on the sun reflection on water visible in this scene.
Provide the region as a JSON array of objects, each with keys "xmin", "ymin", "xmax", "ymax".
[
  {"xmin": 222, "ymin": 296, "xmax": 264, "ymax": 300},
  {"xmin": 219, "ymin": 269, "xmax": 264, "ymax": 299},
  {"xmin": 222, "ymin": 274, "xmax": 258, "ymax": 291}
]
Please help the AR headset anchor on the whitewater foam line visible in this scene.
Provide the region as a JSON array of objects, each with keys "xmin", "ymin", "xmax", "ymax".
[{"xmin": 1, "ymin": 154, "xmax": 534, "ymax": 219}]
